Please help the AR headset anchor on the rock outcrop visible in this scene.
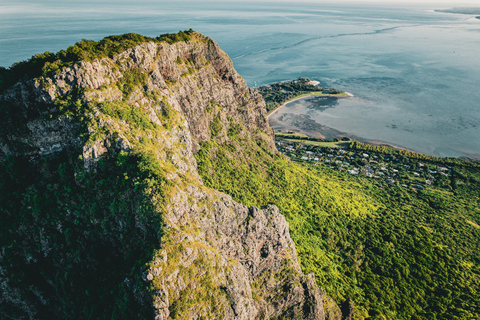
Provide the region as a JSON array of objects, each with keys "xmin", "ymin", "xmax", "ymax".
[{"xmin": 0, "ymin": 32, "xmax": 339, "ymax": 319}]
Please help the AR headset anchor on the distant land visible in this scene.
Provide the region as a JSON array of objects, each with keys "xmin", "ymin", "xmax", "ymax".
[{"xmin": 435, "ymin": 7, "xmax": 480, "ymax": 15}]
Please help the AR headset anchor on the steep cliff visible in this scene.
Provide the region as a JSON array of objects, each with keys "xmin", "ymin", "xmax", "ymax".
[{"xmin": 0, "ymin": 32, "xmax": 340, "ymax": 319}]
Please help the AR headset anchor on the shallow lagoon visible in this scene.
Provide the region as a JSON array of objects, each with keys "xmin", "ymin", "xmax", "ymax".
[
  {"xmin": 1, "ymin": 1, "xmax": 479, "ymax": 158},
  {"xmin": 269, "ymin": 95, "xmax": 479, "ymax": 158}
]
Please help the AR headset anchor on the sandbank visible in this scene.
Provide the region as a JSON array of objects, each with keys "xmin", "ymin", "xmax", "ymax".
[{"xmin": 267, "ymin": 91, "xmax": 353, "ymax": 119}]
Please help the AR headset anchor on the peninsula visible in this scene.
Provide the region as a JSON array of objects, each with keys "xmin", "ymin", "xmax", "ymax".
[{"xmin": 257, "ymin": 78, "xmax": 349, "ymax": 115}]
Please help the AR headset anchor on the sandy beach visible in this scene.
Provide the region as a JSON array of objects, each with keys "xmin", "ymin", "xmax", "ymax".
[{"xmin": 267, "ymin": 91, "xmax": 353, "ymax": 119}]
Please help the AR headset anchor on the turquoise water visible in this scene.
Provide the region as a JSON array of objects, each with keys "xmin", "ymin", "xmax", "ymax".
[{"xmin": 1, "ymin": 1, "xmax": 479, "ymax": 158}]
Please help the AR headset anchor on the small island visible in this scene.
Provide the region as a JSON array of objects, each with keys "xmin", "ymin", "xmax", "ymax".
[{"xmin": 257, "ymin": 78, "xmax": 349, "ymax": 114}]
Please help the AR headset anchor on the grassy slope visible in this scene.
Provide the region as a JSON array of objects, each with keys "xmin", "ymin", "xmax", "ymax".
[{"xmin": 195, "ymin": 137, "xmax": 480, "ymax": 319}]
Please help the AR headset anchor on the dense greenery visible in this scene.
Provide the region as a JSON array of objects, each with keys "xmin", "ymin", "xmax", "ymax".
[
  {"xmin": 276, "ymin": 132, "xmax": 351, "ymax": 143},
  {"xmin": 195, "ymin": 136, "xmax": 480, "ymax": 319},
  {"xmin": 0, "ymin": 63, "xmax": 179, "ymax": 318},
  {"xmin": 350, "ymin": 140, "xmax": 480, "ymax": 168},
  {"xmin": 0, "ymin": 30, "xmax": 195, "ymax": 94},
  {"xmin": 0, "ymin": 150, "xmax": 166, "ymax": 319},
  {"xmin": 257, "ymin": 78, "xmax": 343, "ymax": 114}
]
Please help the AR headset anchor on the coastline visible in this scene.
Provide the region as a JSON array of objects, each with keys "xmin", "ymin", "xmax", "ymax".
[
  {"xmin": 267, "ymin": 92, "xmax": 479, "ymax": 161},
  {"xmin": 267, "ymin": 91, "xmax": 353, "ymax": 119}
]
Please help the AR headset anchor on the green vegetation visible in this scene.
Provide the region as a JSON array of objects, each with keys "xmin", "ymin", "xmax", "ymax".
[
  {"xmin": 148, "ymin": 233, "xmax": 231, "ymax": 319},
  {"xmin": 0, "ymin": 60, "xmax": 182, "ymax": 318},
  {"xmin": 195, "ymin": 136, "xmax": 480, "ymax": 319},
  {"xmin": 0, "ymin": 149, "xmax": 166, "ymax": 319},
  {"xmin": 157, "ymin": 30, "xmax": 194, "ymax": 45},
  {"xmin": 275, "ymin": 132, "xmax": 350, "ymax": 148},
  {"xmin": 350, "ymin": 140, "xmax": 480, "ymax": 168},
  {"xmin": 0, "ymin": 29, "xmax": 195, "ymax": 94},
  {"xmin": 117, "ymin": 68, "xmax": 149, "ymax": 100},
  {"xmin": 257, "ymin": 78, "xmax": 345, "ymax": 114}
]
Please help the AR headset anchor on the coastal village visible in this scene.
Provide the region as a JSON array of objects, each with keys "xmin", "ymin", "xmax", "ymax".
[
  {"xmin": 260, "ymin": 78, "xmax": 459, "ymax": 192},
  {"xmin": 274, "ymin": 138, "xmax": 452, "ymax": 191}
]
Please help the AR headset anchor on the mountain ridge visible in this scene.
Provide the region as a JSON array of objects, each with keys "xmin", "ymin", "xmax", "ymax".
[{"xmin": 0, "ymin": 31, "xmax": 342, "ymax": 319}]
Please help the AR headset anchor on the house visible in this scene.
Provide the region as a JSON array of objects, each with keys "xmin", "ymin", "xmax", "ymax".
[
  {"xmin": 363, "ymin": 153, "xmax": 369, "ymax": 158},
  {"xmin": 386, "ymin": 179, "xmax": 395, "ymax": 184},
  {"xmin": 413, "ymin": 172, "xmax": 420, "ymax": 177}
]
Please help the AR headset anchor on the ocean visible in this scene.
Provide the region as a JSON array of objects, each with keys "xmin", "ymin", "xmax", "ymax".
[{"xmin": 1, "ymin": 1, "xmax": 479, "ymax": 158}]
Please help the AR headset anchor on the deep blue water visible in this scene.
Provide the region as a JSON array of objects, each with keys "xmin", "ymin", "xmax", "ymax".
[{"xmin": 2, "ymin": 1, "xmax": 480, "ymax": 158}]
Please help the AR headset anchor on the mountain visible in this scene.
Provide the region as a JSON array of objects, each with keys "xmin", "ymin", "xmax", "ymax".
[
  {"xmin": 2, "ymin": 31, "xmax": 479, "ymax": 320},
  {"xmin": 0, "ymin": 31, "xmax": 343, "ymax": 319}
]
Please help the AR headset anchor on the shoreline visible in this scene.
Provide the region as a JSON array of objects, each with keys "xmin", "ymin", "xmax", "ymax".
[
  {"xmin": 267, "ymin": 93, "xmax": 480, "ymax": 161},
  {"xmin": 275, "ymin": 128, "xmax": 480, "ymax": 161},
  {"xmin": 267, "ymin": 91, "xmax": 353, "ymax": 119},
  {"xmin": 275, "ymin": 127, "xmax": 413, "ymax": 153}
]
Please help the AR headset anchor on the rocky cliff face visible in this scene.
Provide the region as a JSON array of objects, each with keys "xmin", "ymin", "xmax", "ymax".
[{"xmin": 0, "ymin": 32, "xmax": 339, "ymax": 319}]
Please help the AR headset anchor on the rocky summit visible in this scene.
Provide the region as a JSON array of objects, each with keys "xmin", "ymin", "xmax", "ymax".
[{"xmin": 0, "ymin": 31, "xmax": 343, "ymax": 319}]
